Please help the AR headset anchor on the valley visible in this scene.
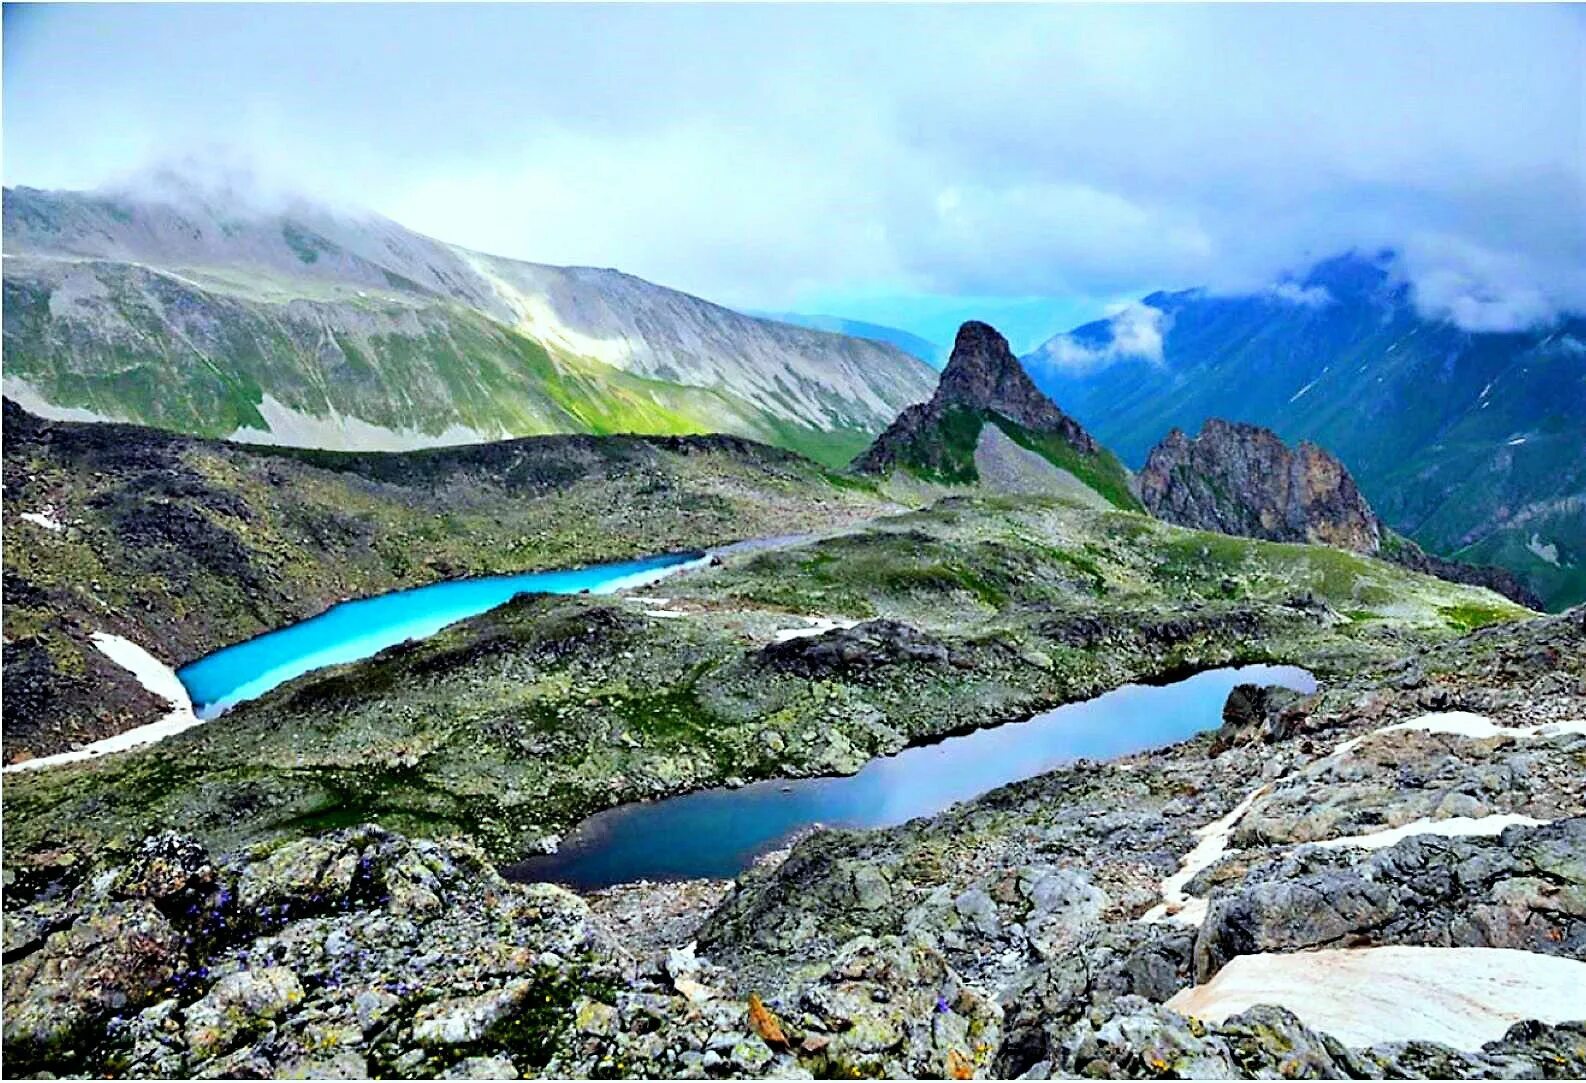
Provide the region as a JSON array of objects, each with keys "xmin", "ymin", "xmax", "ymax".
[{"xmin": 6, "ymin": 8, "xmax": 1582, "ymax": 1079}]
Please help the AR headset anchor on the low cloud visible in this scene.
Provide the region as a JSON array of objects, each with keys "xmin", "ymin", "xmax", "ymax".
[
  {"xmin": 5, "ymin": 5, "xmax": 1582, "ymax": 333},
  {"xmin": 1033, "ymin": 303, "xmax": 1169, "ymax": 373},
  {"xmin": 1267, "ymin": 283, "xmax": 1334, "ymax": 309}
]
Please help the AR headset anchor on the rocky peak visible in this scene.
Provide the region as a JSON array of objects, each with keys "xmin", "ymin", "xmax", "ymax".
[
  {"xmin": 1139, "ymin": 420, "xmax": 1381, "ymax": 553},
  {"xmin": 933, "ymin": 322, "xmax": 1098, "ymax": 452},
  {"xmin": 1140, "ymin": 419, "xmax": 1541, "ymax": 608},
  {"xmin": 852, "ymin": 321, "xmax": 1103, "ymax": 477}
]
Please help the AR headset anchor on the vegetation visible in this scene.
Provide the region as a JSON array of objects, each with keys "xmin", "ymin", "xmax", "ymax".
[
  {"xmin": 3, "ymin": 492, "xmax": 1529, "ymax": 867},
  {"xmin": 886, "ymin": 404, "xmax": 1144, "ymax": 512}
]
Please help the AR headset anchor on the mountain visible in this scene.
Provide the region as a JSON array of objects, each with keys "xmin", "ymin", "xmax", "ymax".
[
  {"xmin": 1025, "ymin": 253, "xmax": 1586, "ymax": 609},
  {"xmin": 1, "ymin": 184, "xmax": 936, "ymax": 468},
  {"xmin": 1139, "ymin": 420, "xmax": 1381, "ymax": 553},
  {"xmin": 852, "ymin": 321, "xmax": 1139, "ymax": 510},
  {"xmin": 749, "ymin": 311, "xmax": 943, "ymax": 366},
  {"xmin": 1139, "ymin": 419, "xmax": 1540, "ymax": 607}
]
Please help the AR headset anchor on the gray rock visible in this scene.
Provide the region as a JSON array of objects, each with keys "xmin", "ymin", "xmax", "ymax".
[
  {"xmin": 411, "ymin": 981, "xmax": 533, "ymax": 1046},
  {"xmin": 183, "ymin": 965, "xmax": 305, "ymax": 1057}
]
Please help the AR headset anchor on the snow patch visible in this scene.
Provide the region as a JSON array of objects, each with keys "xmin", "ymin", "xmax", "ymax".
[
  {"xmin": 1313, "ymin": 813, "xmax": 1548, "ymax": 851},
  {"xmin": 773, "ymin": 616, "xmax": 862, "ymax": 643},
  {"xmin": 2, "ymin": 377, "xmax": 125, "ymax": 424},
  {"xmin": 1325, "ymin": 712, "xmax": 1586, "ymax": 762},
  {"xmin": 1381, "ymin": 711, "xmax": 1586, "ymax": 741},
  {"xmin": 230, "ymin": 394, "xmax": 501, "ymax": 452},
  {"xmin": 1287, "ymin": 377, "xmax": 1320, "ymax": 403},
  {"xmin": 1140, "ymin": 783, "xmax": 1271, "ymax": 926},
  {"xmin": 18, "ymin": 509, "xmax": 64, "ymax": 532},
  {"xmin": 1166, "ymin": 946, "xmax": 1586, "ymax": 1050},
  {"xmin": 4, "ymin": 633, "xmax": 201, "ymax": 773},
  {"xmin": 1527, "ymin": 533, "xmax": 1561, "ymax": 567}
]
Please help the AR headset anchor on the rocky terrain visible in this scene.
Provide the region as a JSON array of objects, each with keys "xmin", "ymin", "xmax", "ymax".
[
  {"xmin": 4, "ymin": 343, "xmax": 1575, "ymax": 1079},
  {"xmin": 1140, "ymin": 419, "xmax": 1541, "ymax": 608},
  {"xmin": 853, "ymin": 321, "xmax": 1138, "ymax": 510},
  {"xmin": 1029, "ymin": 253, "xmax": 1586, "ymax": 610},
  {"xmin": 4, "ymin": 595, "xmax": 1580, "ymax": 1078},
  {"xmin": 1, "ymin": 398, "xmax": 895, "ymax": 762},
  {"xmin": 3, "ymin": 183, "xmax": 936, "ymax": 466}
]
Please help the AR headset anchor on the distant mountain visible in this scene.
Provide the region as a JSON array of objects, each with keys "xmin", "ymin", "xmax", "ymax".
[
  {"xmin": 2, "ymin": 184, "xmax": 936, "ymax": 468},
  {"xmin": 1025, "ymin": 254, "xmax": 1586, "ymax": 609},
  {"xmin": 853, "ymin": 321, "xmax": 1139, "ymax": 510},
  {"xmin": 749, "ymin": 311, "xmax": 942, "ymax": 366}
]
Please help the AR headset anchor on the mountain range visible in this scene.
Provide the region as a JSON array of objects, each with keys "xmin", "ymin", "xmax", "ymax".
[
  {"xmin": 5, "ymin": 185, "xmax": 1580, "ymax": 607},
  {"xmin": 2, "ymin": 184, "xmax": 936, "ymax": 468},
  {"xmin": 1026, "ymin": 254, "xmax": 1586, "ymax": 609},
  {"xmin": 746, "ymin": 311, "xmax": 943, "ymax": 366}
]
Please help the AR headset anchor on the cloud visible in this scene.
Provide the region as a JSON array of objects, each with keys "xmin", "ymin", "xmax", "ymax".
[
  {"xmin": 4, "ymin": 5, "xmax": 1582, "ymax": 331},
  {"xmin": 1267, "ymin": 284, "xmax": 1334, "ymax": 309},
  {"xmin": 1033, "ymin": 303, "xmax": 1170, "ymax": 373}
]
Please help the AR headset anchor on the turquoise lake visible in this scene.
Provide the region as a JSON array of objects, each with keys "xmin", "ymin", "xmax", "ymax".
[
  {"xmin": 177, "ymin": 551, "xmax": 707, "ymax": 717},
  {"xmin": 506, "ymin": 663, "xmax": 1316, "ymax": 889}
]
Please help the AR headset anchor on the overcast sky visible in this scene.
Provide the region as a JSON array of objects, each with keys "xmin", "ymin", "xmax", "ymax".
[{"xmin": 5, "ymin": 4, "xmax": 1583, "ymax": 350}]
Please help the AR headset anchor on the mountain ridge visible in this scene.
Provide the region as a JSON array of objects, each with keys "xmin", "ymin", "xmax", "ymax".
[
  {"xmin": 1024, "ymin": 252, "xmax": 1586, "ymax": 608},
  {"xmin": 1, "ymin": 185, "xmax": 936, "ymax": 467}
]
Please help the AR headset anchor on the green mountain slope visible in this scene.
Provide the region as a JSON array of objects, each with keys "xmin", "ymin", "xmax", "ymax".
[
  {"xmin": 2, "ymin": 185, "xmax": 936, "ymax": 467},
  {"xmin": 1026, "ymin": 254, "xmax": 1586, "ymax": 608}
]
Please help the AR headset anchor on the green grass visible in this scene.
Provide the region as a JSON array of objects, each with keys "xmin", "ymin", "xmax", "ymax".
[
  {"xmin": 881, "ymin": 404, "xmax": 1143, "ymax": 512},
  {"xmin": 1439, "ymin": 602, "xmax": 1520, "ymax": 633}
]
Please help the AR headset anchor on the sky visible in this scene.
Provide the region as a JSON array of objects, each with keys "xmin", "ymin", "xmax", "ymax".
[{"xmin": 4, "ymin": 3, "xmax": 1583, "ymax": 352}]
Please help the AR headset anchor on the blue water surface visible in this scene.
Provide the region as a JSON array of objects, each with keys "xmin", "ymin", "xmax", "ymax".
[
  {"xmin": 507, "ymin": 663, "xmax": 1315, "ymax": 889},
  {"xmin": 178, "ymin": 552, "xmax": 705, "ymax": 717}
]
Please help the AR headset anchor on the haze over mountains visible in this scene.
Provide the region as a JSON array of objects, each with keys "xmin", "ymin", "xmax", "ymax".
[
  {"xmin": 1027, "ymin": 254, "xmax": 1586, "ymax": 609},
  {"xmin": 2, "ymin": 183, "xmax": 935, "ymax": 467}
]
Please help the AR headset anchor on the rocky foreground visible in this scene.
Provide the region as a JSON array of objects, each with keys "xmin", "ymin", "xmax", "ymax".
[{"xmin": 5, "ymin": 605, "xmax": 1582, "ymax": 1078}]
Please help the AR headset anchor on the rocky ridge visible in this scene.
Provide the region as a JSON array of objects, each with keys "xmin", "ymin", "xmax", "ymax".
[
  {"xmin": 1138, "ymin": 419, "xmax": 1381, "ymax": 553},
  {"xmin": 1140, "ymin": 419, "xmax": 1542, "ymax": 608}
]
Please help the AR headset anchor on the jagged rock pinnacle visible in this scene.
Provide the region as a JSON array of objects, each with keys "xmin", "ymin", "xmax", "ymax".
[{"xmin": 853, "ymin": 321, "xmax": 1100, "ymax": 474}]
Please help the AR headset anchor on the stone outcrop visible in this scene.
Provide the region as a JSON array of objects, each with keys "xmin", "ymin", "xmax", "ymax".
[
  {"xmin": 1139, "ymin": 419, "xmax": 1541, "ymax": 607},
  {"xmin": 1138, "ymin": 419, "xmax": 1381, "ymax": 552}
]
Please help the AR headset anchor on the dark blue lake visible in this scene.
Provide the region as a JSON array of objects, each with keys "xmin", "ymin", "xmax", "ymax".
[
  {"xmin": 507, "ymin": 663, "xmax": 1315, "ymax": 889},
  {"xmin": 177, "ymin": 552, "xmax": 706, "ymax": 717}
]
